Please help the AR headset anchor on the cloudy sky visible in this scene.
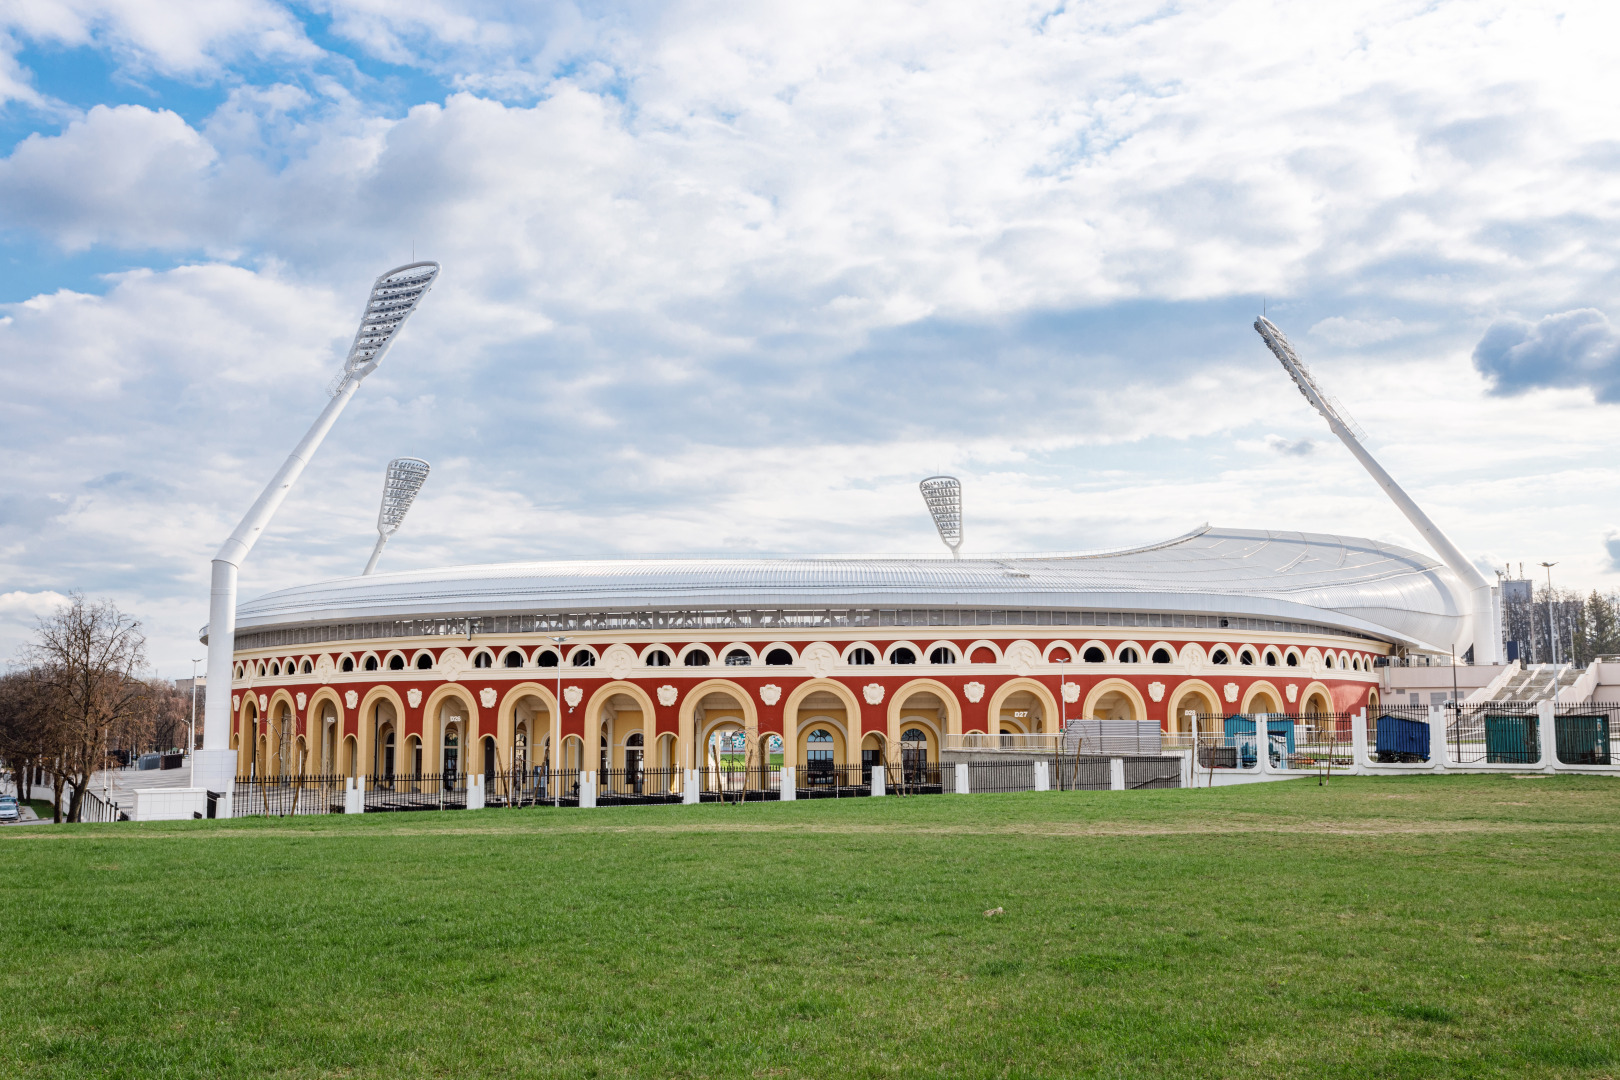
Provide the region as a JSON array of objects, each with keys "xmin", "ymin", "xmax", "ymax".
[{"xmin": 1, "ymin": 0, "xmax": 1618, "ymax": 674}]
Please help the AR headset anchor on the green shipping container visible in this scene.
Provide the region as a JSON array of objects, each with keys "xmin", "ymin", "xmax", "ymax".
[
  {"xmin": 1555, "ymin": 715, "xmax": 1611, "ymax": 766},
  {"xmin": 1485, "ymin": 715, "xmax": 1539, "ymax": 764}
]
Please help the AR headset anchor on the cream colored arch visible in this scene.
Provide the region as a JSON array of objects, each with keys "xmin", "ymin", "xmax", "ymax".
[
  {"xmin": 234, "ymin": 693, "xmax": 259, "ymax": 774},
  {"xmin": 1299, "ymin": 680, "xmax": 1334, "ymax": 715},
  {"xmin": 886, "ymin": 678, "xmax": 965, "ymax": 756},
  {"xmin": 420, "ymin": 683, "xmax": 479, "ymax": 773},
  {"xmin": 265, "ymin": 690, "xmax": 298, "ymax": 776},
  {"xmin": 986, "ymin": 677, "xmax": 1061, "ymax": 736},
  {"xmin": 306, "ymin": 687, "xmax": 344, "ymax": 774},
  {"xmin": 781, "ymin": 678, "xmax": 864, "ymax": 769},
  {"xmin": 586, "ymin": 680, "xmax": 660, "ymax": 774},
  {"xmin": 357, "ymin": 685, "xmax": 408, "ymax": 780},
  {"xmin": 496, "ymin": 682, "xmax": 559, "ymax": 776},
  {"xmin": 675, "ymin": 678, "xmax": 759, "ymax": 772},
  {"xmin": 1165, "ymin": 678, "xmax": 1223, "ymax": 734},
  {"xmin": 1240, "ymin": 680, "xmax": 1285, "ymax": 714},
  {"xmin": 1081, "ymin": 678, "xmax": 1148, "ymax": 724}
]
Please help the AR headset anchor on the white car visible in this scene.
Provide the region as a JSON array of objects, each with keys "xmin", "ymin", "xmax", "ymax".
[{"xmin": 0, "ymin": 796, "xmax": 19, "ymax": 822}]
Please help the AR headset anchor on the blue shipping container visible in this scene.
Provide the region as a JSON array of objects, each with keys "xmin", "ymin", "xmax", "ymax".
[
  {"xmin": 1375, "ymin": 715, "xmax": 1430, "ymax": 762},
  {"xmin": 1224, "ymin": 716, "xmax": 1296, "ymax": 767}
]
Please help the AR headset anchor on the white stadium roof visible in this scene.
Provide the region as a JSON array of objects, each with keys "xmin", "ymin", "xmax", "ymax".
[{"xmin": 221, "ymin": 526, "xmax": 1466, "ymax": 653}]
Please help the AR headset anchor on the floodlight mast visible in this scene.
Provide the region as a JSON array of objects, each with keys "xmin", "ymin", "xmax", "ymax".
[
  {"xmin": 363, "ymin": 457, "xmax": 431, "ymax": 574},
  {"xmin": 920, "ymin": 476, "xmax": 964, "ymax": 558},
  {"xmin": 1253, "ymin": 316, "xmax": 1499, "ymax": 664},
  {"xmin": 196, "ymin": 262, "xmax": 439, "ymax": 791}
]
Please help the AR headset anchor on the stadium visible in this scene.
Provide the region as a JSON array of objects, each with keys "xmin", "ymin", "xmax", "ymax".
[{"xmin": 213, "ymin": 524, "xmax": 1436, "ymax": 795}]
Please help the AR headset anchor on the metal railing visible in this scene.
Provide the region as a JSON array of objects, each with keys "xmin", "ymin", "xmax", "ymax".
[
  {"xmin": 796, "ymin": 762, "xmax": 871, "ymax": 797},
  {"xmin": 364, "ymin": 772, "xmax": 467, "ymax": 812},
  {"xmin": 233, "ymin": 774, "xmax": 348, "ymax": 816},
  {"xmin": 600, "ymin": 766, "xmax": 684, "ymax": 805},
  {"xmin": 76, "ymin": 787, "xmax": 126, "ymax": 823},
  {"xmin": 878, "ymin": 761, "xmax": 946, "ymax": 795},
  {"xmin": 1447, "ymin": 703, "xmax": 1540, "ymax": 765},
  {"xmin": 1553, "ymin": 703, "xmax": 1618, "ymax": 766},
  {"xmin": 484, "ymin": 767, "xmax": 582, "ymax": 807}
]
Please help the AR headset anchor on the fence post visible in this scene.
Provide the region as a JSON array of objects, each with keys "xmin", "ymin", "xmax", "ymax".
[
  {"xmin": 1426, "ymin": 705, "xmax": 1446, "ymax": 772},
  {"xmin": 683, "ymin": 768, "xmax": 699, "ymax": 805},
  {"xmin": 467, "ymin": 774, "xmax": 485, "ymax": 811},
  {"xmin": 1033, "ymin": 760, "xmax": 1050, "ymax": 792},
  {"xmin": 1350, "ymin": 708, "xmax": 1371, "ymax": 774},
  {"xmin": 580, "ymin": 771, "xmax": 597, "ymax": 808},
  {"xmin": 955, "ymin": 762, "xmax": 970, "ymax": 794},
  {"xmin": 870, "ymin": 764, "xmax": 886, "ymax": 796},
  {"xmin": 219, "ymin": 788, "xmax": 234, "ymax": 819},
  {"xmin": 780, "ymin": 765, "xmax": 796, "ymax": 800},
  {"xmin": 1179, "ymin": 748, "xmax": 1193, "ymax": 789},
  {"xmin": 1109, "ymin": 758, "xmax": 1125, "ymax": 791},
  {"xmin": 1537, "ymin": 700, "xmax": 1557, "ymax": 773}
]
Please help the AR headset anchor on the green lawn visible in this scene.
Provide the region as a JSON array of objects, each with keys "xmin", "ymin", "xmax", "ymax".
[{"xmin": 2, "ymin": 775, "xmax": 1617, "ymax": 1078}]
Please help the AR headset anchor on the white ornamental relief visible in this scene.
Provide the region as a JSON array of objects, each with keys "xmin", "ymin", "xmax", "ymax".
[
  {"xmin": 295, "ymin": 692, "xmax": 306, "ymax": 710},
  {"xmin": 759, "ymin": 684, "xmax": 782, "ymax": 706},
  {"xmin": 862, "ymin": 683, "xmax": 885, "ymax": 705},
  {"xmin": 564, "ymin": 685, "xmax": 584, "ymax": 709},
  {"xmin": 801, "ymin": 641, "xmax": 839, "ymax": 677},
  {"xmin": 315, "ymin": 655, "xmax": 334, "ymax": 682},
  {"xmin": 1148, "ymin": 681, "xmax": 1166, "ymax": 703},
  {"xmin": 232, "ymin": 694, "xmax": 240, "ymax": 710},
  {"xmin": 1005, "ymin": 640, "xmax": 1041, "ymax": 675},
  {"xmin": 480, "ymin": 687, "xmax": 498, "ymax": 708},
  {"xmin": 964, "ymin": 681, "xmax": 986, "ymax": 704},
  {"xmin": 1286, "ymin": 684, "xmax": 1299, "ymax": 703},
  {"xmin": 407, "ymin": 688, "xmax": 422, "ymax": 708},
  {"xmin": 258, "ymin": 694, "xmax": 268, "ymax": 711},
  {"xmin": 657, "ymin": 684, "xmax": 678, "ymax": 707},
  {"xmin": 437, "ymin": 647, "xmax": 468, "ymax": 676},
  {"xmin": 1224, "ymin": 682, "xmax": 1239, "ymax": 703},
  {"xmin": 602, "ymin": 643, "xmax": 637, "ymax": 679},
  {"xmin": 1061, "ymin": 681, "xmax": 1081, "ymax": 703},
  {"xmin": 344, "ymin": 690, "xmax": 358, "ymax": 709}
]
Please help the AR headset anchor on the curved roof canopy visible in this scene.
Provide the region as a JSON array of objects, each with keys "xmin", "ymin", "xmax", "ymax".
[{"xmin": 221, "ymin": 526, "xmax": 1466, "ymax": 652}]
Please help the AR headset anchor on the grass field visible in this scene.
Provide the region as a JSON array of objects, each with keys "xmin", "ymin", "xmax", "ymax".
[{"xmin": 2, "ymin": 774, "xmax": 1617, "ymax": 1078}]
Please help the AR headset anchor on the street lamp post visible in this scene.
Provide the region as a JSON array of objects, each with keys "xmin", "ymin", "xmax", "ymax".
[
  {"xmin": 550, "ymin": 635, "xmax": 567, "ymax": 806},
  {"xmin": 1540, "ymin": 562, "xmax": 1559, "ymax": 665},
  {"xmin": 195, "ymin": 262, "xmax": 439, "ymax": 794},
  {"xmin": 189, "ymin": 657, "xmax": 202, "ymax": 761}
]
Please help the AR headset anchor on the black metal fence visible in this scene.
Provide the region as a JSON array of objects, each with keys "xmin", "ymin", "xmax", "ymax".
[
  {"xmin": 364, "ymin": 772, "xmax": 467, "ymax": 812},
  {"xmin": 880, "ymin": 761, "xmax": 946, "ymax": 795},
  {"xmin": 1121, "ymin": 756, "xmax": 1181, "ymax": 789},
  {"xmin": 233, "ymin": 774, "xmax": 348, "ymax": 817},
  {"xmin": 796, "ymin": 762, "xmax": 870, "ymax": 798},
  {"xmin": 484, "ymin": 767, "xmax": 582, "ymax": 807},
  {"xmin": 1447, "ymin": 703, "xmax": 1540, "ymax": 765},
  {"xmin": 601, "ymin": 766, "xmax": 684, "ymax": 805},
  {"xmin": 1554, "ymin": 704, "xmax": 1619, "ymax": 766}
]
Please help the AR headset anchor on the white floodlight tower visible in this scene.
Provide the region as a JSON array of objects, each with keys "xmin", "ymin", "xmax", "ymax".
[
  {"xmin": 363, "ymin": 457, "xmax": 431, "ymax": 574},
  {"xmin": 1253, "ymin": 316, "xmax": 1500, "ymax": 664},
  {"xmin": 919, "ymin": 475, "xmax": 964, "ymax": 558},
  {"xmin": 195, "ymin": 262, "xmax": 440, "ymax": 791}
]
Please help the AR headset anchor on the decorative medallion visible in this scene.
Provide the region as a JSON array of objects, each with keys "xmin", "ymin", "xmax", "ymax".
[
  {"xmin": 1062, "ymin": 681, "xmax": 1081, "ymax": 703},
  {"xmin": 657, "ymin": 684, "xmax": 678, "ymax": 707},
  {"xmin": 257, "ymin": 694, "xmax": 268, "ymax": 711},
  {"xmin": 862, "ymin": 683, "xmax": 885, "ymax": 705},
  {"xmin": 760, "ymin": 684, "xmax": 782, "ymax": 706},
  {"xmin": 315, "ymin": 655, "xmax": 334, "ymax": 682},
  {"xmin": 437, "ymin": 646, "xmax": 468, "ymax": 676},
  {"xmin": 232, "ymin": 694, "xmax": 240, "ymax": 710},
  {"xmin": 295, "ymin": 692, "xmax": 306, "ymax": 710},
  {"xmin": 801, "ymin": 641, "xmax": 839, "ymax": 677},
  {"xmin": 964, "ymin": 681, "xmax": 985, "ymax": 704},
  {"xmin": 407, "ymin": 688, "xmax": 422, "ymax": 708},
  {"xmin": 344, "ymin": 690, "xmax": 358, "ymax": 709},
  {"xmin": 564, "ymin": 685, "xmax": 584, "ymax": 708},
  {"xmin": 1148, "ymin": 681, "xmax": 1165, "ymax": 703},
  {"xmin": 1223, "ymin": 682, "xmax": 1239, "ymax": 703},
  {"xmin": 480, "ymin": 687, "xmax": 497, "ymax": 708},
  {"xmin": 1005, "ymin": 640, "xmax": 1040, "ymax": 675},
  {"xmin": 1286, "ymin": 684, "xmax": 1298, "ymax": 703},
  {"xmin": 603, "ymin": 643, "xmax": 637, "ymax": 679}
]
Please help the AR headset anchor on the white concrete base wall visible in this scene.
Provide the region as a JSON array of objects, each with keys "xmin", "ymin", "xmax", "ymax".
[
  {"xmin": 580, "ymin": 771, "xmax": 597, "ymax": 808},
  {"xmin": 870, "ymin": 766, "xmax": 886, "ymax": 796},
  {"xmin": 467, "ymin": 775, "xmax": 485, "ymax": 810},
  {"xmin": 1109, "ymin": 758, "xmax": 1125, "ymax": 791},
  {"xmin": 1033, "ymin": 761, "xmax": 1050, "ymax": 791},
  {"xmin": 131, "ymin": 787, "xmax": 208, "ymax": 821},
  {"xmin": 683, "ymin": 769, "xmax": 699, "ymax": 804},
  {"xmin": 780, "ymin": 766, "xmax": 796, "ymax": 799},
  {"xmin": 955, "ymin": 763, "xmax": 970, "ymax": 794}
]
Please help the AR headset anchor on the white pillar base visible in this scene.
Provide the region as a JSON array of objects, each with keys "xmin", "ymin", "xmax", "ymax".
[
  {"xmin": 192, "ymin": 748, "xmax": 238, "ymax": 793},
  {"xmin": 466, "ymin": 774, "xmax": 485, "ymax": 810},
  {"xmin": 780, "ymin": 766, "xmax": 796, "ymax": 800},
  {"xmin": 683, "ymin": 769, "xmax": 700, "ymax": 804},
  {"xmin": 955, "ymin": 762, "xmax": 970, "ymax": 794},
  {"xmin": 870, "ymin": 765, "xmax": 886, "ymax": 796},
  {"xmin": 1109, "ymin": 757, "xmax": 1125, "ymax": 791},
  {"xmin": 580, "ymin": 771, "xmax": 597, "ymax": 808},
  {"xmin": 344, "ymin": 776, "xmax": 365, "ymax": 814},
  {"xmin": 1033, "ymin": 760, "xmax": 1050, "ymax": 791}
]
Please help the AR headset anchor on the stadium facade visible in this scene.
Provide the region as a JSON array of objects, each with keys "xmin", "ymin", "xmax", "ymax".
[{"xmin": 214, "ymin": 525, "xmax": 1457, "ymax": 781}]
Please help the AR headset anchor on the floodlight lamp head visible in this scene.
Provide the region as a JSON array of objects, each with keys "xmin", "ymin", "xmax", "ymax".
[
  {"xmin": 330, "ymin": 261, "xmax": 440, "ymax": 396},
  {"xmin": 1253, "ymin": 316, "xmax": 1367, "ymax": 442},
  {"xmin": 919, "ymin": 475, "xmax": 963, "ymax": 558},
  {"xmin": 378, "ymin": 457, "xmax": 430, "ymax": 536}
]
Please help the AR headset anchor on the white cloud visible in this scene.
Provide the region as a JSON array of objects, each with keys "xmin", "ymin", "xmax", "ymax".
[{"xmin": 2, "ymin": 0, "xmax": 316, "ymax": 77}]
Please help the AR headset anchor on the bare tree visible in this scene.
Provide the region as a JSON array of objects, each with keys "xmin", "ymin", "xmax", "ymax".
[
  {"xmin": 0, "ymin": 668, "xmax": 55, "ymax": 808},
  {"xmin": 27, "ymin": 595, "xmax": 149, "ymax": 822},
  {"xmin": 142, "ymin": 679, "xmax": 192, "ymax": 755}
]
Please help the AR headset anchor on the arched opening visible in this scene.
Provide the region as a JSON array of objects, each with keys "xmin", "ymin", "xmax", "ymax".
[
  {"xmin": 1302, "ymin": 691, "xmax": 1331, "ymax": 717},
  {"xmin": 388, "ymin": 654, "xmax": 405, "ymax": 671},
  {"xmin": 320, "ymin": 703, "xmax": 337, "ymax": 774},
  {"xmin": 301, "ymin": 659, "xmax": 312, "ymax": 674},
  {"xmin": 537, "ymin": 650, "xmax": 559, "ymax": 668},
  {"xmin": 380, "ymin": 728, "xmax": 397, "ymax": 778},
  {"xmin": 725, "ymin": 649, "xmax": 752, "ymax": 666},
  {"xmin": 647, "ymin": 649, "xmax": 672, "ymax": 667},
  {"xmin": 572, "ymin": 650, "xmax": 596, "ymax": 668},
  {"xmin": 1091, "ymin": 690, "xmax": 1137, "ymax": 723},
  {"xmin": 1082, "ymin": 646, "xmax": 1106, "ymax": 663},
  {"xmin": 1118, "ymin": 647, "xmax": 1139, "ymax": 664},
  {"xmin": 899, "ymin": 726, "xmax": 932, "ymax": 785},
  {"xmin": 997, "ymin": 690, "xmax": 1044, "ymax": 743},
  {"xmin": 1264, "ymin": 650, "xmax": 1279, "ymax": 666},
  {"xmin": 805, "ymin": 728, "xmax": 835, "ymax": 789},
  {"xmin": 341, "ymin": 733, "xmax": 357, "ymax": 777},
  {"xmin": 683, "ymin": 650, "xmax": 710, "ymax": 667},
  {"xmin": 443, "ymin": 725, "xmax": 461, "ymax": 782},
  {"xmin": 341, "ymin": 656, "xmax": 355, "ymax": 672},
  {"xmin": 1239, "ymin": 649, "xmax": 1255, "ymax": 666},
  {"xmin": 503, "ymin": 651, "xmax": 524, "ymax": 668},
  {"xmin": 1286, "ymin": 651, "xmax": 1300, "ymax": 667},
  {"xmin": 482, "ymin": 734, "xmax": 496, "ymax": 779},
  {"xmin": 1172, "ymin": 689, "xmax": 1218, "ymax": 737},
  {"xmin": 1325, "ymin": 654, "xmax": 1335, "ymax": 669},
  {"xmin": 889, "ymin": 647, "xmax": 916, "ymax": 665},
  {"xmin": 765, "ymin": 648, "xmax": 793, "ymax": 665},
  {"xmin": 848, "ymin": 648, "xmax": 875, "ymax": 666},
  {"xmin": 364, "ymin": 655, "xmax": 379, "ymax": 671},
  {"xmin": 1151, "ymin": 647, "xmax": 1173, "ymax": 664},
  {"xmin": 1248, "ymin": 691, "xmax": 1280, "ymax": 714},
  {"xmin": 929, "ymin": 646, "xmax": 956, "ymax": 664},
  {"xmin": 417, "ymin": 653, "xmax": 433, "ymax": 670},
  {"xmin": 696, "ymin": 689, "xmax": 748, "ymax": 792},
  {"xmin": 1211, "ymin": 649, "xmax": 1230, "ymax": 665}
]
